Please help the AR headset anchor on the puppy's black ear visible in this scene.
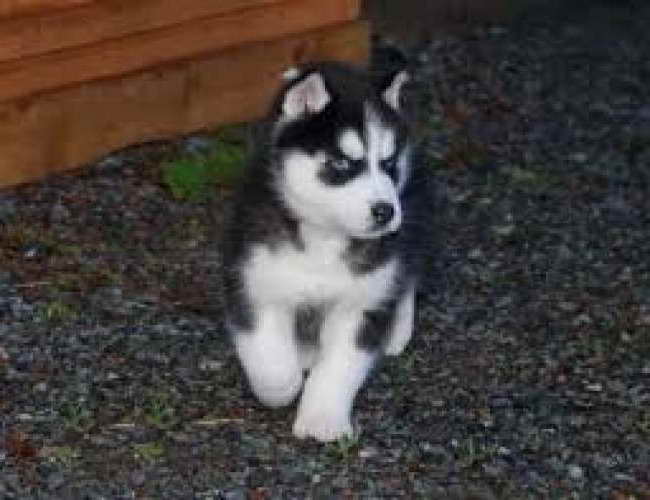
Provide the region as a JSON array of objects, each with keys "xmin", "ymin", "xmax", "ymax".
[
  {"xmin": 280, "ymin": 70, "xmax": 330, "ymax": 119},
  {"xmin": 371, "ymin": 41, "xmax": 411, "ymax": 111}
]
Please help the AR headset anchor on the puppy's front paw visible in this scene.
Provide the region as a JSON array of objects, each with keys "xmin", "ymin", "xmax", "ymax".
[
  {"xmin": 292, "ymin": 408, "xmax": 352, "ymax": 442},
  {"xmin": 384, "ymin": 334, "xmax": 412, "ymax": 356},
  {"xmin": 384, "ymin": 326, "xmax": 412, "ymax": 356},
  {"xmin": 251, "ymin": 368, "xmax": 303, "ymax": 408},
  {"xmin": 249, "ymin": 365, "xmax": 303, "ymax": 408}
]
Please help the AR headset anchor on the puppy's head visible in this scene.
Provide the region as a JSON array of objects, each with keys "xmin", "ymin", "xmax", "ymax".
[{"xmin": 270, "ymin": 63, "xmax": 411, "ymax": 239}]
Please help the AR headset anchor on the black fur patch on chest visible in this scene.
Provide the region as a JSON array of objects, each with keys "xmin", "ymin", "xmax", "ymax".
[
  {"xmin": 294, "ymin": 304, "xmax": 324, "ymax": 346},
  {"xmin": 344, "ymin": 232, "xmax": 398, "ymax": 275},
  {"xmin": 357, "ymin": 299, "xmax": 399, "ymax": 350}
]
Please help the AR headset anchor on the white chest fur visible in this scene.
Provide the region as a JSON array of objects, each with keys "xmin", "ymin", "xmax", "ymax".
[{"xmin": 243, "ymin": 225, "xmax": 397, "ymax": 311}]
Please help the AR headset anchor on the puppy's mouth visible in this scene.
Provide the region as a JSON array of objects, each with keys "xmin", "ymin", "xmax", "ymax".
[
  {"xmin": 373, "ymin": 214, "xmax": 402, "ymax": 237},
  {"xmin": 356, "ymin": 224, "xmax": 401, "ymax": 240}
]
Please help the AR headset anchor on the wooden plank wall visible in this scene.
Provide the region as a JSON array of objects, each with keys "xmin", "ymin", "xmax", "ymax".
[
  {"xmin": 0, "ymin": 0, "xmax": 93, "ymax": 19},
  {"xmin": 0, "ymin": 0, "xmax": 368, "ymax": 187},
  {"xmin": 0, "ymin": 0, "xmax": 280, "ymax": 61},
  {"xmin": 0, "ymin": 0, "xmax": 360, "ymax": 102}
]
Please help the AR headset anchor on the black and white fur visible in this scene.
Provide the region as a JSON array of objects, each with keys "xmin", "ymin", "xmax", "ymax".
[{"xmin": 222, "ymin": 62, "xmax": 431, "ymax": 442}]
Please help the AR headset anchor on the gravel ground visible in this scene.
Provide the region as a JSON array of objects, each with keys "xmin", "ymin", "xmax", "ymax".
[{"xmin": 2, "ymin": 2, "xmax": 650, "ymax": 498}]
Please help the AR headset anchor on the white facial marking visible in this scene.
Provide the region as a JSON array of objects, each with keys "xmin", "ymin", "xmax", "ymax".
[
  {"xmin": 365, "ymin": 106, "xmax": 397, "ymax": 165},
  {"xmin": 395, "ymin": 143, "xmax": 411, "ymax": 191},
  {"xmin": 364, "ymin": 105, "xmax": 402, "ymax": 232},
  {"xmin": 338, "ymin": 129, "xmax": 365, "ymax": 160},
  {"xmin": 280, "ymin": 151, "xmax": 368, "ymax": 237},
  {"xmin": 380, "ymin": 127, "xmax": 396, "ymax": 161}
]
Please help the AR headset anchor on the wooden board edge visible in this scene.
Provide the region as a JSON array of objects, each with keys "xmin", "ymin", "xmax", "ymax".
[
  {"xmin": 0, "ymin": 0, "xmax": 92, "ymax": 20},
  {"xmin": 0, "ymin": 0, "xmax": 282, "ymax": 62},
  {"xmin": 0, "ymin": 0, "xmax": 360, "ymax": 102},
  {"xmin": 0, "ymin": 21, "xmax": 369, "ymax": 188}
]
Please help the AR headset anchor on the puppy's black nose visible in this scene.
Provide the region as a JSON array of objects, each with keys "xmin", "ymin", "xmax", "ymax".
[{"xmin": 371, "ymin": 202, "xmax": 395, "ymax": 227}]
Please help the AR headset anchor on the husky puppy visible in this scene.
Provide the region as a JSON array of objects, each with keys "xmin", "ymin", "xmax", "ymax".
[{"xmin": 222, "ymin": 62, "xmax": 430, "ymax": 442}]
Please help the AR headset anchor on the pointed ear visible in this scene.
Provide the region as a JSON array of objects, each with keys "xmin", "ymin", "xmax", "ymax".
[
  {"xmin": 281, "ymin": 72, "xmax": 330, "ymax": 119},
  {"xmin": 382, "ymin": 70, "xmax": 410, "ymax": 111}
]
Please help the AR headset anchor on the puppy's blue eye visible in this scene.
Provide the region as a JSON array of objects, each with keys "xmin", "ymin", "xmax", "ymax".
[
  {"xmin": 319, "ymin": 157, "xmax": 365, "ymax": 186},
  {"xmin": 382, "ymin": 158, "xmax": 396, "ymax": 170},
  {"xmin": 328, "ymin": 158, "xmax": 349, "ymax": 170}
]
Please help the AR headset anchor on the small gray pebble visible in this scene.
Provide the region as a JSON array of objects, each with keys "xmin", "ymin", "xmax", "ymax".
[
  {"xmin": 130, "ymin": 470, "xmax": 147, "ymax": 487},
  {"xmin": 568, "ymin": 464, "xmax": 585, "ymax": 480},
  {"xmin": 222, "ymin": 488, "xmax": 247, "ymax": 500},
  {"xmin": 47, "ymin": 473, "xmax": 66, "ymax": 491}
]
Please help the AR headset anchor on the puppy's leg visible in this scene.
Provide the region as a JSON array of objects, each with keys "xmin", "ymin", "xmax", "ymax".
[
  {"xmin": 384, "ymin": 282, "xmax": 415, "ymax": 356},
  {"xmin": 234, "ymin": 305, "xmax": 303, "ymax": 408},
  {"xmin": 293, "ymin": 307, "xmax": 377, "ymax": 441}
]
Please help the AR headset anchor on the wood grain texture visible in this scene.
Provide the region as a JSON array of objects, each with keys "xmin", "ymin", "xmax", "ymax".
[
  {"xmin": 0, "ymin": 0, "xmax": 280, "ymax": 62},
  {"xmin": 0, "ymin": 0, "xmax": 360, "ymax": 102},
  {"xmin": 0, "ymin": 0, "xmax": 92, "ymax": 19},
  {"xmin": 0, "ymin": 21, "xmax": 369, "ymax": 188}
]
